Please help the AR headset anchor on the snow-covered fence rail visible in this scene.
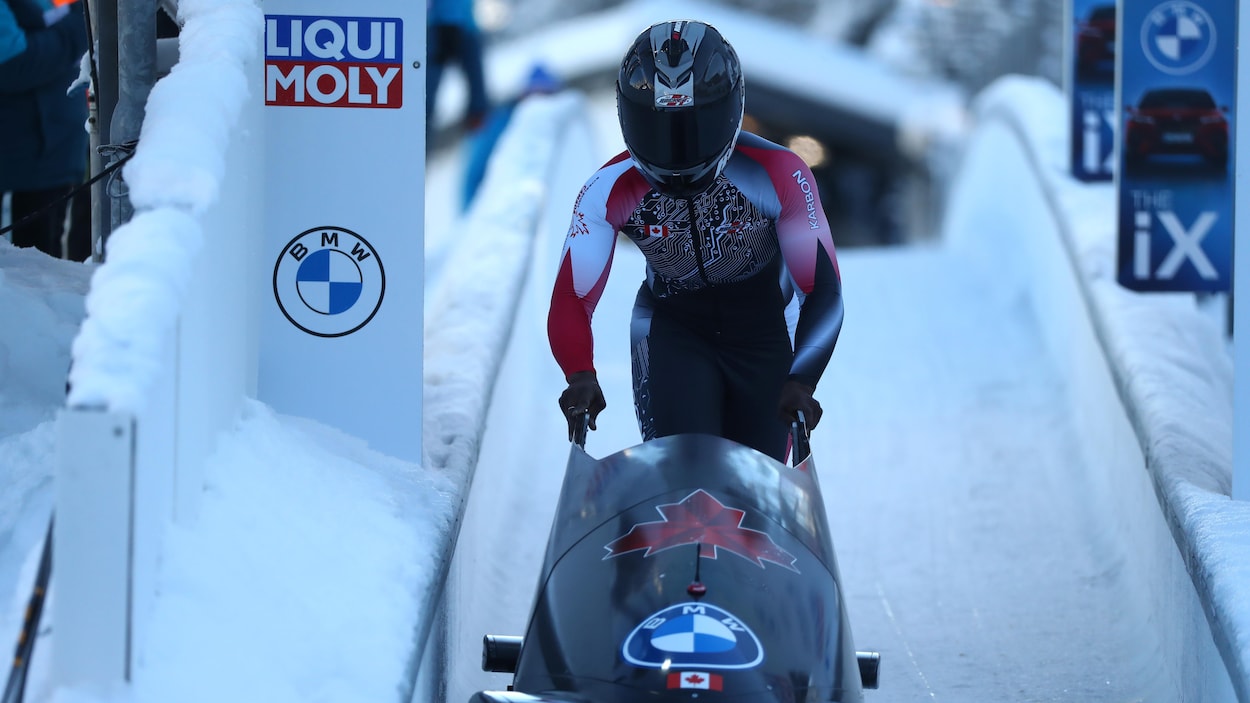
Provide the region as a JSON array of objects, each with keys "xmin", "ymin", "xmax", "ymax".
[
  {"xmin": 413, "ymin": 91, "xmax": 588, "ymax": 702},
  {"xmin": 54, "ymin": 0, "xmax": 264, "ymax": 692},
  {"xmin": 949, "ymin": 75, "xmax": 1246, "ymax": 701}
]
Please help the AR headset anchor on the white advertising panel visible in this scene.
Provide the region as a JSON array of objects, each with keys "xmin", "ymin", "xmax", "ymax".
[{"xmin": 260, "ymin": 4, "xmax": 424, "ymax": 461}]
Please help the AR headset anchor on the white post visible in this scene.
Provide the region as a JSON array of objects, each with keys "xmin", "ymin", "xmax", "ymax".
[
  {"xmin": 1236, "ymin": 1, "xmax": 1248, "ymax": 501},
  {"xmin": 54, "ymin": 410, "xmax": 135, "ymax": 685}
]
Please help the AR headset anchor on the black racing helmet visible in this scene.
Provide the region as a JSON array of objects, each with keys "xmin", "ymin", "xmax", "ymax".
[{"xmin": 617, "ymin": 20, "xmax": 745, "ymax": 198}]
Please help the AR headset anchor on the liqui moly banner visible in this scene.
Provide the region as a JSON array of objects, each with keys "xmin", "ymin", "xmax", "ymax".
[
  {"xmin": 260, "ymin": 2, "xmax": 425, "ymax": 461},
  {"xmin": 1067, "ymin": 0, "xmax": 1117, "ymax": 181},
  {"xmin": 265, "ymin": 15, "xmax": 403, "ymax": 108},
  {"xmin": 1116, "ymin": 0, "xmax": 1234, "ymax": 292}
]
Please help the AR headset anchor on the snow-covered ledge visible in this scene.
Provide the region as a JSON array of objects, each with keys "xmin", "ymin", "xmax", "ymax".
[
  {"xmin": 55, "ymin": 0, "xmax": 264, "ymax": 692},
  {"xmin": 415, "ymin": 91, "xmax": 588, "ymax": 700}
]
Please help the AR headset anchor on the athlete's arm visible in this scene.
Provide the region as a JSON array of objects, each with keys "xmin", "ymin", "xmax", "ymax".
[
  {"xmin": 547, "ymin": 158, "xmax": 641, "ymax": 379},
  {"xmin": 772, "ymin": 152, "xmax": 844, "ymax": 389}
]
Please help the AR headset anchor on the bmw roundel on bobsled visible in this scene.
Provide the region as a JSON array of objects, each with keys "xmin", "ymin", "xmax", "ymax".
[{"xmin": 472, "ymin": 415, "xmax": 880, "ymax": 703}]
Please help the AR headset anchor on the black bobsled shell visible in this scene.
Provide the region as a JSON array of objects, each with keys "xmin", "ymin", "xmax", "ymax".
[{"xmin": 512, "ymin": 433, "xmax": 865, "ymax": 703}]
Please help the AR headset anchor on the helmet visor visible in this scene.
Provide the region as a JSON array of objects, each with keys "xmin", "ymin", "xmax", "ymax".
[{"xmin": 619, "ymin": 93, "xmax": 740, "ymax": 175}]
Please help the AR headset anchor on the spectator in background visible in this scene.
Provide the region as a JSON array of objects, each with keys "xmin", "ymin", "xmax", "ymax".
[
  {"xmin": 0, "ymin": 0, "xmax": 89, "ymax": 260},
  {"xmin": 460, "ymin": 62, "xmax": 561, "ymax": 212},
  {"xmin": 427, "ymin": 0, "xmax": 489, "ymax": 132}
]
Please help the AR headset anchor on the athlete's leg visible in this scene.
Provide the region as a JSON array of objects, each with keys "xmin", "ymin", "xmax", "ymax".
[
  {"xmin": 719, "ymin": 332, "xmax": 792, "ymax": 462},
  {"xmin": 631, "ymin": 288, "xmax": 722, "ymax": 441}
]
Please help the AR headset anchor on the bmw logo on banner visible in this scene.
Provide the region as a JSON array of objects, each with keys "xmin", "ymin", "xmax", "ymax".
[
  {"xmin": 1116, "ymin": 0, "xmax": 1234, "ymax": 292},
  {"xmin": 1067, "ymin": 0, "xmax": 1117, "ymax": 181},
  {"xmin": 622, "ymin": 602, "xmax": 764, "ymax": 670},
  {"xmin": 1139, "ymin": 2, "xmax": 1217, "ymax": 75},
  {"xmin": 273, "ymin": 226, "xmax": 386, "ymax": 336}
]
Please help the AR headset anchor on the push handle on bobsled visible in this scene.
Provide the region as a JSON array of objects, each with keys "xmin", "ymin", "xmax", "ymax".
[
  {"xmin": 569, "ymin": 411, "xmax": 590, "ymax": 449},
  {"xmin": 790, "ymin": 410, "xmax": 811, "ymax": 468}
]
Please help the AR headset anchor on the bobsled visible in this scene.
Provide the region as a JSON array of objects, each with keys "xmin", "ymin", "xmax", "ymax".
[{"xmin": 471, "ymin": 416, "xmax": 879, "ymax": 703}]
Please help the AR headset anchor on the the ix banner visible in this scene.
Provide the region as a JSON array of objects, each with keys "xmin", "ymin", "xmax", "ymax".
[
  {"xmin": 1068, "ymin": 0, "xmax": 1117, "ymax": 181},
  {"xmin": 1116, "ymin": 0, "xmax": 1234, "ymax": 292}
]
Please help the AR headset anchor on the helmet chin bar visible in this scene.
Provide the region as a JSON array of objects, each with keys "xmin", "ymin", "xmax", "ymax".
[
  {"xmin": 627, "ymin": 145, "xmax": 719, "ymax": 198},
  {"xmin": 633, "ymin": 138, "xmax": 736, "ymax": 199},
  {"xmin": 646, "ymin": 168, "xmax": 716, "ymax": 199}
]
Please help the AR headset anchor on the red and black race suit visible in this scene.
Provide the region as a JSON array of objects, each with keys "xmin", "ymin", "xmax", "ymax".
[{"xmin": 548, "ymin": 132, "xmax": 844, "ymax": 460}]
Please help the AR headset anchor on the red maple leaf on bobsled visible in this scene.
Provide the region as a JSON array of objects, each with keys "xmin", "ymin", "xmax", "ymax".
[{"xmin": 604, "ymin": 489, "xmax": 798, "ymax": 571}]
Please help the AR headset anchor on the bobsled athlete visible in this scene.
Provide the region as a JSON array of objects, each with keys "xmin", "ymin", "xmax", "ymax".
[{"xmin": 547, "ymin": 19, "xmax": 844, "ymax": 462}]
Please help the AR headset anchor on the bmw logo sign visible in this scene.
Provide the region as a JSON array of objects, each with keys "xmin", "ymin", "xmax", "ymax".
[
  {"xmin": 273, "ymin": 226, "xmax": 386, "ymax": 337},
  {"xmin": 622, "ymin": 602, "xmax": 763, "ymax": 670},
  {"xmin": 1140, "ymin": 1, "xmax": 1216, "ymax": 75}
]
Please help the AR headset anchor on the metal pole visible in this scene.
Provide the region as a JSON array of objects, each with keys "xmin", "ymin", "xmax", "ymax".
[
  {"xmin": 108, "ymin": 0, "xmax": 156, "ymax": 234},
  {"xmin": 1235, "ymin": 0, "xmax": 1248, "ymax": 500},
  {"xmin": 90, "ymin": 0, "xmax": 118, "ymax": 261}
]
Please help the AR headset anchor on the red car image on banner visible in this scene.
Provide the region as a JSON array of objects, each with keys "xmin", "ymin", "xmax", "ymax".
[
  {"xmin": 1076, "ymin": 3, "xmax": 1116, "ymax": 79},
  {"xmin": 1124, "ymin": 87, "xmax": 1229, "ymax": 172}
]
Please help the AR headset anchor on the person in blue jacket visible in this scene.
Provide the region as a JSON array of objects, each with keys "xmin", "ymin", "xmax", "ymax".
[
  {"xmin": 427, "ymin": 0, "xmax": 489, "ymax": 132},
  {"xmin": 460, "ymin": 63, "xmax": 561, "ymax": 212},
  {"xmin": 1, "ymin": 0, "xmax": 88, "ymax": 260}
]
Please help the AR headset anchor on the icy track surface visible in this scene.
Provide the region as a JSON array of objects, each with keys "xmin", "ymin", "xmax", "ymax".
[{"xmin": 441, "ymin": 99, "xmax": 1153, "ymax": 703}]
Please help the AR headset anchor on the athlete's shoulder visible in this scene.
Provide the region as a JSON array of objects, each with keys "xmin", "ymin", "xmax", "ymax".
[
  {"xmin": 579, "ymin": 150, "xmax": 646, "ymax": 192},
  {"xmin": 733, "ymin": 131, "xmax": 806, "ymax": 169},
  {"xmin": 723, "ymin": 132, "xmax": 813, "ymax": 213},
  {"xmin": 574, "ymin": 150, "xmax": 650, "ymax": 227},
  {"xmin": 735, "ymin": 131, "xmax": 785, "ymax": 152},
  {"xmin": 602, "ymin": 150, "xmax": 634, "ymax": 170}
]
